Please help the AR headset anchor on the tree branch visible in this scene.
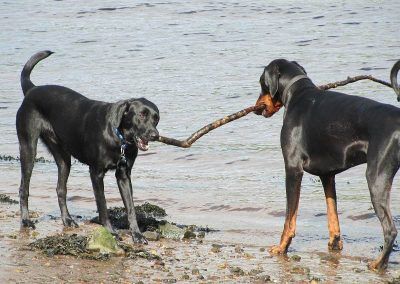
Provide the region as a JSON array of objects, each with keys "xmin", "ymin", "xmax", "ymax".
[{"xmin": 157, "ymin": 75, "xmax": 393, "ymax": 148}]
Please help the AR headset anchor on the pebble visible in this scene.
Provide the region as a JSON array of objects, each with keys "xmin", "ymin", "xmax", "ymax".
[
  {"xmin": 234, "ymin": 245, "xmax": 244, "ymax": 253},
  {"xmin": 181, "ymin": 274, "xmax": 190, "ymax": 280},
  {"xmin": 290, "ymin": 266, "xmax": 310, "ymax": 275},
  {"xmin": 197, "ymin": 232, "xmax": 205, "ymax": 238},
  {"xmin": 143, "ymin": 231, "xmax": 160, "ymax": 241},
  {"xmin": 255, "ymin": 275, "xmax": 271, "ymax": 283},
  {"xmin": 291, "ymin": 254, "xmax": 301, "ymax": 262},
  {"xmin": 249, "ymin": 268, "xmax": 264, "ymax": 276},
  {"xmin": 191, "ymin": 268, "xmax": 200, "ymax": 275},
  {"xmin": 211, "ymin": 245, "xmax": 221, "ymax": 253},
  {"xmin": 230, "ymin": 266, "xmax": 245, "ymax": 276}
]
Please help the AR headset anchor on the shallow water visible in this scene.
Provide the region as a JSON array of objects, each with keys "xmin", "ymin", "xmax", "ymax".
[{"xmin": 1, "ymin": 0, "xmax": 400, "ymax": 282}]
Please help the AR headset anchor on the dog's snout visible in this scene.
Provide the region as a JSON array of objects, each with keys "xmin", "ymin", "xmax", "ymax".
[{"xmin": 149, "ymin": 130, "xmax": 159, "ymax": 141}]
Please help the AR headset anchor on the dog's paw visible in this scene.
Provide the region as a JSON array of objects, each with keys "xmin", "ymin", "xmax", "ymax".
[
  {"xmin": 63, "ymin": 218, "xmax": 79, "ymax": 228},
  {"xmin": 21, "ymin": 219, "xmax": 36, "ymax": 229},
  {"xmin": 367, "ymin": 259, "xmax": 387, "ymax": 272},
  {"xmin": 268, "ymin": 245, "xmax": 286, "ymax": 255},
  {"xmin": 132, "ymin": 232, "xmax": 148, "ymax": 245},
  {"xmin": 328, "ymin": 236, "xmax": 343, "ymax": 251}
]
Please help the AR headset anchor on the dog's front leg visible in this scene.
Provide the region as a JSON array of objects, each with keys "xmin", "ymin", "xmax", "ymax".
[
  {"xmin": 89, "ymin": 168, "xmax": 116, "ymax": 235},
  {"xmin": 270, "ymin": 168, "xmax": 303, "ymax": 255},
  {"xmin": 115, "ymin": 167, "xmax": 148, "ymax": 244}
]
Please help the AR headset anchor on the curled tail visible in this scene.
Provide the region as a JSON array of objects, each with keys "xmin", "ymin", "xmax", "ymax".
[
  {"xmin": 21, "ymin": 50, "xmax": 54, "ymax": 96},
  {"xmin": 390, "ymin": 59, "xmax": 400, "ymax": 102}
]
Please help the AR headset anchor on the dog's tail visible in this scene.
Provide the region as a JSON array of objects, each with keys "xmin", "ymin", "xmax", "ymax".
[
  {"xmin": 390, "ymin": 59, "xmax": 400, "ymax": 102},
  {"xmin": 21, "ymin": 50, "xmax": 54, "ymax": 96}
]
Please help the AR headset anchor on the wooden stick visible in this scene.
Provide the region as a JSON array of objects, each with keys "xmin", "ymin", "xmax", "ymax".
[
  {"xmin": 157, "ymin": 75, "xmax": 393, "ymax": 148},
  {"xmin": 318, "ymin": 75, "xmax": 391, "ymax": 90}
]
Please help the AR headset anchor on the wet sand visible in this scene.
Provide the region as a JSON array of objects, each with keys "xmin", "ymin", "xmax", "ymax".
[{"xmin": 1, "ymin": 200, "xmax": 400, "ymax": 283}]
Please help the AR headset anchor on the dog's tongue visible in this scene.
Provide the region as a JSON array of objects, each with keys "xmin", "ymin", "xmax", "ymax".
[{"xmin": 137, "ymin": 138, "xmax": 149, "ymax": 151}]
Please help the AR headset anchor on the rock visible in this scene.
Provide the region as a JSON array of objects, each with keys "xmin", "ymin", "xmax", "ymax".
[
  {"xmin": 249, "ymin": 268, "xmax": 264, "ymax": 276},
  {"xmin": 259, "ymin": 247, "xmax": 266, "ymax": 252},
  {"xmin": 255, "ymin": 275, "xmax": 271, "ymax": 283},
  {"xmin": 7, "ymin": 234, "xmax": 17, "ymax": 239},
  {"xmin": 183, "ymin": 230, "xmax": 196, "ymax": 240},
  {"xmin": 291, "ymin": 254, "xmax": 301, "ymax": 262},
  {"xmin": 290, "ymin": 266, "xmax": 310, "ymax": 275},
  {"xmin": 230, "ymin": 266, "xmax": 245, "ymax": 276},
  {"xmin": 191, "ymin": 268, "xmax": 200, "ymax": 275},
  {"xmin": 158, "ymin": 222, "xmax": 185, "ymax": 240},
  {"xmin": 320, "ymin": 254, "xmax": 339, "ymax": 265},
  {"xmin": 143, "ymin": 231, "xmax": 160, "ymax": 241},
  {"xmin": 197, "ymin": 231, "xmax": 205, "ymax": 238},
  {"xmin": 310, "ymin": 277, "xmax": 321, "ymax": 283},
  {"xmin": 234, "ymin": 245, "xmax": 244, "ymax": 253},
  {"xmin": 211, "ymin": 243, "xmax": 222, "ymax": 253},
  {"xmin": 211, "ymin": 246, "xmax": 221, "ymax": 253},
  {"xmin": 87, "ymin": 227, "xmax": 124, "ymax": 255}
]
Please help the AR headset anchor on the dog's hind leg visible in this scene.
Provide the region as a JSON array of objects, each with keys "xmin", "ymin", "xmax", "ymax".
[
  {"xmin": 16, "ymin": 110, "xmax": 40, "ymax": 229},
  {"xmin": 366, "ymin": 146, "xmax": 399, "ymax": 271},
  {"xmin": 320, "ymin": 175, "xmax": 343, "ymax": 251},
  {"xmin": 41, "ymin": 135, "xmax": 77, "ymax": 227}
]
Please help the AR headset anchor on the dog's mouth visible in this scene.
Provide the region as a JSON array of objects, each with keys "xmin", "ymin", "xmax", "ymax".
[
  {"xmin": 254, "ymin": 93, "xmax": 282, "ymax": 118},
  {"xmin": 134, "ymin": 136, "xmax": 149, "ymax": 151},
  {"xmin": 126, "ymin": 136, "xmax": 149, "ymax": 151}
]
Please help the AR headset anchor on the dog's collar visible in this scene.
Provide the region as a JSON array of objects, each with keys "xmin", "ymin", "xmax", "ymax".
[
  {"xmin": 114, "ymin": 127, "xmax": 125, "ymax": 144},
  {"xmin": 282, "ymin": 75, "xmax": 309, "ymax": 104},
  {"xmin": 114, "ymin": 127, "xmax": 127, "ymax": 166}
]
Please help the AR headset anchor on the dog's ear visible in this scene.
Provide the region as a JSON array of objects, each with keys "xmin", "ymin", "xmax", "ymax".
[
  {"xmin": 265, "ymin": 63, "xmax": 280, "ymax": 98},
  {"xmin": 291, "ymin": 61, "xmax": 307, "ymax": 75},
  {"xmin": 109, "ymin": 100, "xmax": 130, "ymax": 128}
]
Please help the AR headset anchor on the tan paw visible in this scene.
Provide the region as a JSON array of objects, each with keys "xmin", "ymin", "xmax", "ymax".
[
  {"xmin": 367, "ymin": 259, "xmax": 387, "ymax": 272},
  {"xmin": 328, "ymin": 236, "xmax": 343, "ymax": 251},
  {"xmin": 268, "ymin": 245, "xmax": 287, "ymax": 255}
]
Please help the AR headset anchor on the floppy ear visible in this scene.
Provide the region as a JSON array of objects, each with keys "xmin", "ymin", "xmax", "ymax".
[
  {"xmin": 109, "ymin": 100, "xmax": 130, "ymax": 128},
  {"xmin": 292, "ymin": 61, "xmax": 307, "ymax": 75},
  {"xmin": 265, "ymin": 63, "xmax": 280, "ymax": 98}
]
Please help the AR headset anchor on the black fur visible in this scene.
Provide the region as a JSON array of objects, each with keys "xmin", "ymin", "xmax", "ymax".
[{"xmin": 17, "ymin": 51, "xmax": 160, "ymax": 244}]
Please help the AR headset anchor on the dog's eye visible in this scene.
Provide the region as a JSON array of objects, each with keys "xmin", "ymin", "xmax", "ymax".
[{"xmin": 139, "ymin": 111, "xmax": 148, "ymax": 119}]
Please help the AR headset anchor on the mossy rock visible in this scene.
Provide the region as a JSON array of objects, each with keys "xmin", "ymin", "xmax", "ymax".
[
  {"xmin": 87, "ymin": 227, "xmax": 124, "ymax": 255},
  {"xmin": 158, "ymin": 222, "xmax": 185, "ymax": 240}
]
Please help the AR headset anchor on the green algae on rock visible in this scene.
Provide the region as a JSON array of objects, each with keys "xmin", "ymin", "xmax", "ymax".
[{"xmin": 87, "ymin": 226, "xmax": 124, "ymax": 255}]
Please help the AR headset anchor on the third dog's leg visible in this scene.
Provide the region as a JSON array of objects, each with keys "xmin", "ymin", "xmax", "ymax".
[
  {"xmin": 270, "ymin": 168, "xmax": 303, "ymax": 254},
  {"xmin": 89, "ymin": 168, "xmax": 115, "ymax": 234},
  {"xmin": 116, "ymin": 167, "xmax": 147, "ymax": 244},
  {"xmin": 321, "ymin": 175, "xmax": 343, "ymax": 251}
]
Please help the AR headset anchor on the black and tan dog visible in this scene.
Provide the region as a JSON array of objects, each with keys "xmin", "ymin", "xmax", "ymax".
[
  {"xmin": 17, "ymin": 51, "xmax": 160, "ymax": 244},
  {"xmin": 254, "ymin": 59, "xmax": 400, "ymax": 270}
]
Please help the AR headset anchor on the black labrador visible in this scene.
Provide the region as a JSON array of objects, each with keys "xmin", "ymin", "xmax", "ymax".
[
  {"xmin": 254, "ymin": 58, "xmax": 400, "ymax": 271},
  {"xmin": 17, "ymin": 51, "xmax": 160, "ymax": 244}
]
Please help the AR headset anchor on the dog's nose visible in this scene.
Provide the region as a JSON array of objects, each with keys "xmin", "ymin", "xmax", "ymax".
[{"xmin": 149, "ymin": 131, "xmax": 159, "ymax": 141}]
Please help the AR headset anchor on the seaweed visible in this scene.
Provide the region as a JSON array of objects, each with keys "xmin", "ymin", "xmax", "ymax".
[{"xmin": 0, "ymin": 194, "xmax": 18, "ymax": 204}]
